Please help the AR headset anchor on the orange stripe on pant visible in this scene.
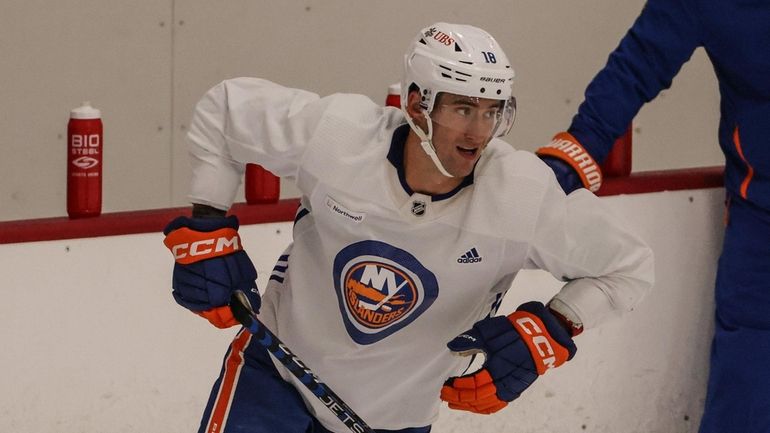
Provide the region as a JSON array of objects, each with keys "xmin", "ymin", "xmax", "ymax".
[
  {"xmin": 205, "ymin": 330, "xmax": 252, "ymax": 433},
  {"xmin": 733, "ymin": 126, "xmax": 754, "ymax": 199}
]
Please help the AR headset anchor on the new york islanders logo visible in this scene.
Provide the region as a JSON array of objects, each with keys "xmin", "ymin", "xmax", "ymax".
[{"xmin": 333, "ymin": 240, "xmax": 438, "ymax": 345}]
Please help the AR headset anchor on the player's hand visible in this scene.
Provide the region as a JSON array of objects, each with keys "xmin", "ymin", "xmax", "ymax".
[
  {"xmin": 441, "ymin": 302, "xmax": 577, "ymax": 414},
  {"xmin": 536, "ymin": 132, "xmax": 602, "ymax": 193},
  {"xmin": 163, "ymin": 215, "xmax": 260, "ymax": 328}
]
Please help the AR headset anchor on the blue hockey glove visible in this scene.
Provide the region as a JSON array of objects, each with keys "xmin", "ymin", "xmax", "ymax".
[
  {"xmin": 441, "ymin": 301, "xmax": 577, "ymax": 414},
  {"xmin": 536, "ymin": 132, "xmax": 603, "ymax": 193},
  {"xmin": 539, "ymin": 156, "xmax": 584, "ymax": 194},
  {"xmin": 163, "ymin": 215, "xmax": 260, "ymax": 328}
]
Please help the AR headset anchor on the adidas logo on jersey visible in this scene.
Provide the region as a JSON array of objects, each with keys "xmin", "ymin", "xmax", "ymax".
[{"xmin": 457, "ymin": 248, "xmax": 483, "ymax": 264}]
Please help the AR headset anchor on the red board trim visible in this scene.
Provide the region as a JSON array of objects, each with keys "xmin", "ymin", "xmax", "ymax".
[
  {"xmin": 0, "ymin": 200, "xmax": 301, "ymax": 244},
  {"xmin": 0, "ymin": 166, "xmax": 724, "ymax": 245}
]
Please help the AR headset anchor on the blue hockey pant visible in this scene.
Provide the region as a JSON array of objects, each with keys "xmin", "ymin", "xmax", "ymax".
[
  {"xmin": 699, "ymin": 195, "xmax": 770, "ymax": 433},
  {"xmin": 198, "ymin": 328, "xmax": 431, "ymax": 433}
]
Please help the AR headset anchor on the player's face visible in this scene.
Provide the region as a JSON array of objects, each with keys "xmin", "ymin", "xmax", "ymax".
[{"xmin": 429, "ymin": 93, "xmax": 504, "ymax": 177}]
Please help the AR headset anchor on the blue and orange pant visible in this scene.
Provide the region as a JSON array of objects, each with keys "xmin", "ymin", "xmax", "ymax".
[
  {"xmin": 699, "ymin": 194, "xmax": 770, "ymax": 433},
  {"xmin": 197, "ymin": 329, "xmax": 431, "ymax": 433}
]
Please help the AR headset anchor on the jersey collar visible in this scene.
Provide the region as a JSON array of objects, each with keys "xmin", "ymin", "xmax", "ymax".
[{"xmin": 387, "ymin": 124, "xmax": 474, "ymax": 202}]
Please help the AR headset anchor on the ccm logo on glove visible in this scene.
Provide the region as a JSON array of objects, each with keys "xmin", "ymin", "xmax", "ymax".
[
  {"xmin": 164, "ymin": 227, "xmax": 242, "ymax": 264},
  {"xmin": 509, "ymin": 313, "xmax": 571, "ymax": 374},
  {"xmin": 440, "ymin": 302, "xmax": 577, "ymax": 414}
]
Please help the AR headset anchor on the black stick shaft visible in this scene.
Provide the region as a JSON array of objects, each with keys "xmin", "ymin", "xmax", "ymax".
[{"xmin": 230, "ymin": 291, "xmax": 374, "ymax": 433}]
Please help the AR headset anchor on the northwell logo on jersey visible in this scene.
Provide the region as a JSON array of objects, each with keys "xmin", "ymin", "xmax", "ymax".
[
  {"xmin": 333, "ymin": 240, "xmax": 438, "ymax": 345},
  {"xmin": 325, "ymin": 196, "xmax": 366, "ymax": 224},
  {"xmin": 457, "ymin": 247, "xmax": 483, "ymax": 264}
]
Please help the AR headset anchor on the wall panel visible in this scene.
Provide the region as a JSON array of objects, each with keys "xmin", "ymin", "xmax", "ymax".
[
  {"xmin": 1, "ymin": 1, "xmax": 725, "ymax": 222},
  {"xmin": 170, "ymin": 0, "xmax": 723, "ymax": 207},
  {"xmin": 0, "ymin": 1, "xmax": 173, "ymax": 221}
]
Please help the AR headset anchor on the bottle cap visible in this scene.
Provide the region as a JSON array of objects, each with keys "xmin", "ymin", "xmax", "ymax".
[
  {"xmin": 387, "ymin": 83, "xmax": 401, "ymax": 95},
  {"xmin": 70, "ymin": 101, "xmax": 101, "ymax": 119}
]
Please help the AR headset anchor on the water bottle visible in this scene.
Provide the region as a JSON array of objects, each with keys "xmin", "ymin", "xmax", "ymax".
[
  {"xmin": 386, "ymin": 83, "xmax": 401, "ymax": 108},
  {"xmin": 67, "ymin": 102, "xmax": 103, "ymax": 218},
  {"xmin": 245, "ymin": 163, "xmax": 280, "ymax": 204}
]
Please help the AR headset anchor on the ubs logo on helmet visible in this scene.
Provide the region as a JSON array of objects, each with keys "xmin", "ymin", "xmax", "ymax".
[
  {"xmin": 333, "ymin": 240, "xmax": 438, "ymax": 345},
  {"xmin": 423, "ymin": 27, "xmax": 454, "ymax": 46}
]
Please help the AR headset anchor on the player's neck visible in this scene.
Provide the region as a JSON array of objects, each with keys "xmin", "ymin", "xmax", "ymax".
[{"xmin": 403, "ymin": 133, "xmax": 463, "ymax": 195}]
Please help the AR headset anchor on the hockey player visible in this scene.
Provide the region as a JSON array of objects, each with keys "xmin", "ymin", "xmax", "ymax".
[
  {"xmin": 533, "ymin": 1, "xmax": 770, "ymax": 431},
  {"xmin": 164, "ymin": 23, "xmax": 654, "ymax": 433}
]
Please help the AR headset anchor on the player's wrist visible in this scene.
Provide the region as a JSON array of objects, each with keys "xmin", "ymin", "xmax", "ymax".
[
  {"xmin": 546, "ymin": 299, "xmax": 584, "ymax": 337},
  {"xmin": 192, "ymin": 203, "xmax": 228, "ymax": 219},
  {"xmin": 164, "ymin": 214, "xmax": 240, "ymax": 235}
]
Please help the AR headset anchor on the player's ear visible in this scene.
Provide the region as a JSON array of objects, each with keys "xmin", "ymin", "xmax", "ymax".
[
  {"xmin": 405, "ymin": 90, "xmax": 428, "ymax": 133},
  {"xmin": 405, "ymin": 90, "xmax": 425, "ymax": 121}
]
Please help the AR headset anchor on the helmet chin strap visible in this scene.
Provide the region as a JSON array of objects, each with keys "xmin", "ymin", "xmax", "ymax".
[{"xmin": 404, "ymin": 110, "xmax": 455, "ymax": 178}]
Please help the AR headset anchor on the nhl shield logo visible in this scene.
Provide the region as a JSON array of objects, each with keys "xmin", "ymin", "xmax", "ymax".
[
  {"xmin": 411, "ymin": 200, "xmax": 426, "ymax": 217},
  {"xmin": 333, "ymin": 240, "xmax": 438, "ymax": 344}
]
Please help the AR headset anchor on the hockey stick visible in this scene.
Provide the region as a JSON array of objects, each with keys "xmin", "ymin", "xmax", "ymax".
[{"xmin": 230, "ymin": 290, "xmax": 374, "ymax": 433}]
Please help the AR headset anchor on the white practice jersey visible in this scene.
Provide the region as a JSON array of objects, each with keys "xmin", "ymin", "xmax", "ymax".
[{"xmin": 187, "ymin": 78, "xmax": 654, "ymax": 432}]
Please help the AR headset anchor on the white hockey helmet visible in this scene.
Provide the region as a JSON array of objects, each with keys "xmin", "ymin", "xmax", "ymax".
[{"xmin": 401, "ymin": 23, "xmax": 516, "ymax": 177}]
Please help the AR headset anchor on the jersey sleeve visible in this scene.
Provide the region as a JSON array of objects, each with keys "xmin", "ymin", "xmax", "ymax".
[
  {"xmin": 525, "ymin": 182, "xmax": 655, "ymax": 329},
  {"xmin": 186, "ymin": 78, "xmax": 327, "ymax": 210},
  {"xmin": 569, "ymin": 0, "xmax": 702, "ymax": 163}
]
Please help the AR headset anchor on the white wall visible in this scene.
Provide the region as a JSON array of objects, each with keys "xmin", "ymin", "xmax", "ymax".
[
  {"xmin": 0, "ymin": 1, "xmax": 722, "ymax": 222},
  {"xmin": 0, "ymin": 188, "xmax": 724, "ymax": 432}
]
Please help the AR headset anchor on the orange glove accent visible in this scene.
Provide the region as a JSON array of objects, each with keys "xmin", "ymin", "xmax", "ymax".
[
  {"xmin": 196, "ymin": 305, "xmax": 240, "ymax": 329},
  {"xmin": 508, "ymin": 310, "xmax": 573, "ymax": 375},
  {"xmin": 536, "ymin": 132, "xmax": 603, "ymax": 192},
  {"xmin": 440, "ymin": 370, "xmax": 508, "ymax": 414},
  {"xmin": 163, "ymin": 227, "xmax": 242, "ymax": 265}
]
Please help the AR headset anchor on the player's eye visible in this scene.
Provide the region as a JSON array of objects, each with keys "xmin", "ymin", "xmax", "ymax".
[
  {"xmin": 454, "ymin": 106, "xmax": 472, "ymax": 117},
  {"xmin": 482, "ymin": 109, "xmax": 500, "ymax": 120}
]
